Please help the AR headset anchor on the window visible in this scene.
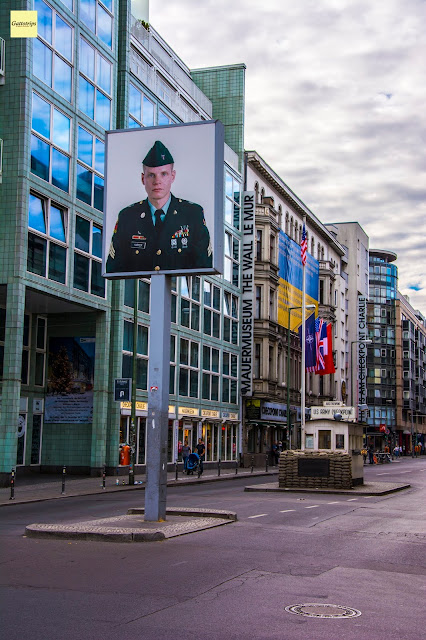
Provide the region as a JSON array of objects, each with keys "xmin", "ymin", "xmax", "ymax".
[
  {"xmin": 158, "ymin": 110, "xmax": 174, "ymax": 125},
  {"xmin": 59, "ymin": 0, "xmax": 73, "ymax": 10},
  {"xmin": 269, "ymin": 288, "xmax": 275, "ymax": 322},
  {"xmin": 256, "ymin": 229, "xmax": 262, "ymax": 261},
  {"xmin": 318, "ymin": 430, "xmax": 331, "ymax": 449},
  {"xmin": 225, "ymin": 171, "xmax": 241, "ymax": 229},
  {"xmin": 270, "ymin": 233, "xmax": 276, "ymax": 264},
  {"xmin": 203, "ymin": 281, "xmax": 220, "ymax": 338},
  {"xmin": 222, "ymin": 351, "xmax": 238, "ymax": 404},
  {"xmin": 122, "ymin": 320, "xmax": 148, "ymax": 390},
  {"xmin": 169, "ymin": 334, "xmax": 176, "ymax": 394},
  {"xmin": 180, "ymin": 276, "xmax": 200, "ymax": 331},
  {"xmin": 33, "ymin": 0, "xmax": 73, "ymax": 102},
  {"xmin": 124, "ymin": 279, "xmax": 150, "ymax": 313},
  {"xmin": 254, "ymin": 342, "xmax": 261, "ymax": 378},
  {"xmin": 73, "ymin": 215, "xmax": 105, "ymax": 296},
  {"xmin": 21, "ymin": 314, "xmax": 30, "ymax": 385},
  {"xmin": 35, "ymin": 317, "xmax": 47, "ymax": 386},
  {"xmin": 79, "ymin": 38, "xmax": 112, "ymax": 129},
  {"xmin": 255, "ymin": 286, "xmax": 262, "ymax": 319},
  {"xmin": 223, "ymin": 291, "xmax": 238, "ymax": 345},
  {"xmin": 202, "ymin": 345, "xmax": 219, "ymax": 401},
  {"xmin": 31, "ymin": 92, "xmax": 70, "ymax": 192},
  {"xmin": 0, "ymin": 308, "xmax": 5, "ymax": 380},
  {"xmin": 27, "ymin": 193, "xmax": 67, "ymax": 283},
  {"xmin": 179, "ymin": 338, "xmax": 199, "ymax": 398},
  {"xmin": 129, "ymin": 83, "xmax": 155, "ymax": 127},
  {"xmin": 224, "ymin": 232, "xmax": 239, "ymax": 287},
  {"xmin": 76, "ymin": 126, "xmax": 105, "ymax": 210},
  {"xmin": 80, "ymin": 0, "xmax": 112, "ymax": 48}
]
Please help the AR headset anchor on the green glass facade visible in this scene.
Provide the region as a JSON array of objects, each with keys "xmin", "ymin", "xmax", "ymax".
[{"xmin": 0, "ymin": 0, "xmax": 245, "ymax": 483}]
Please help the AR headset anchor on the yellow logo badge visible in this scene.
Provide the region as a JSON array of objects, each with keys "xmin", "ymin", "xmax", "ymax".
[{"xmin": 11, "ymin": 11, "xmax": 38, "ymax": 38}]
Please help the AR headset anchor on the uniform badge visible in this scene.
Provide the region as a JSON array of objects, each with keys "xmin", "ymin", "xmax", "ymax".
[
  {"xmin": 171, "ymin": 238, "xmax": 177, "ymax": 248},
  {"xmin": 131, "ymin": 234, "xmax": 147, "ymax": 250},
  {"xmin": 140, "ymin": 212, "xmax": 145, "ymax": 218},
  {"xmin": 182, "ymin": 237, "xmax": 188, "ymax": 247},
  {"xmin": 109, "ymin": 241, "xmax": 115, "ymax": 259}
]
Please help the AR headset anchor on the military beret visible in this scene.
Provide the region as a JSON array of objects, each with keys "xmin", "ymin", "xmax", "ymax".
[{"xmin": 143, "ymin": 140, "xmax": 174, "ymax": 167}]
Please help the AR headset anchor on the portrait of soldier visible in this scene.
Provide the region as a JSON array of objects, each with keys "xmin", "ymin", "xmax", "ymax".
[{"xmin": 106, "ymin": 140, "xmax": 213, "ymax": 274}]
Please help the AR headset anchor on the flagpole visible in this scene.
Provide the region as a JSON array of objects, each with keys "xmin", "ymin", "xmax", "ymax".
[{"xmin": 301, "ymin": 215, "xmax": 307, "ymax": 451}]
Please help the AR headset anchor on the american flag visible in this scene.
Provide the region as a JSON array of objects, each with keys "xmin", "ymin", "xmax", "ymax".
[{"xmin": 301, "ymin": 222, "xmax": 307, "ymax": 266}]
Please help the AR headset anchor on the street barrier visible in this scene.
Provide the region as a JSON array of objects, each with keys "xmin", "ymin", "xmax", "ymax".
[
  {"xmin": 61, "ymin": 466, "xmax": 66, "ymax": 495},
  {"xmin": 9, "ymin": 469, "xmax": 15, "ymax": 501}
]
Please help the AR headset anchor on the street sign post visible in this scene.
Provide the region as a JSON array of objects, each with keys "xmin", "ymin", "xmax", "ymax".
[{"xmin": 114, "ymin": 378, "xmax": 132, "ymax": 402}]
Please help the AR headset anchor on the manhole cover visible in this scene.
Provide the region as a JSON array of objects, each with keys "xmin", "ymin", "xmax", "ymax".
[{"xmin": 285, "ymin": 603, "xmax": 361, "ymax": 619}]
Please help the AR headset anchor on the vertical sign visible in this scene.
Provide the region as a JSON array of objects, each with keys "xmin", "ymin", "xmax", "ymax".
[
  {"xmin": 240, "ymin": 192, "xmax": 255, "ymax": 396},
  {"xmin": 358, "ymin": 296, "xmax": 368, "ymax": 413}
]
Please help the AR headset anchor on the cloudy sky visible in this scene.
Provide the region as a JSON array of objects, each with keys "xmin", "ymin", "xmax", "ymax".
[{"xmin": 151, "ymin": 0, "xmax": 426, "ymax": 314}]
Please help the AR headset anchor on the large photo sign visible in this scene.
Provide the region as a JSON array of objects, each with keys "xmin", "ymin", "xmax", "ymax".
[
  {"xmin": 102, "ymin": 120, "xmax": 224, "ymax": 278},
  {"xmin": 358, "ymin": 295, "xmax": 368, "ymax": 409}
]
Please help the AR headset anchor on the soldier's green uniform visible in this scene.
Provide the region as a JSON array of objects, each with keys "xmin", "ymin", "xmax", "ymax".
[
  {"xmin": 106, "ymin": 140, "xmax": 212, "ymax": 274},
  {"xmin": 106, "ymin": 194, "xmax": 212, "ymax": 273}
]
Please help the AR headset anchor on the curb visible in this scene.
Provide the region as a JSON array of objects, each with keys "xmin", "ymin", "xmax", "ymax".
[
  {"xmin": 244, "ymin": 481, "xmax": 411, "ymax": 496},
  {"xmin": 1, "ymin": 470, "xmax": 278, "ymax": 507}
]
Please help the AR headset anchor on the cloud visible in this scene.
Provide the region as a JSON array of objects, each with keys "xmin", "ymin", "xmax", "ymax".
[{"xmin": 151, "ymin": 0, "xmax": 426, "ymax": 314}]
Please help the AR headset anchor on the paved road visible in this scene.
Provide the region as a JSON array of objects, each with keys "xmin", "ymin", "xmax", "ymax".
[{"xmin": 1, "ymin": 458, "xmax": 425, "ymax": 640}]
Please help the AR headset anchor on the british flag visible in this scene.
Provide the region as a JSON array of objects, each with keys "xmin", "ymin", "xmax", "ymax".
[{"xmin": 315, "ymin": 318, "xmax": 328, "ymax": 372}]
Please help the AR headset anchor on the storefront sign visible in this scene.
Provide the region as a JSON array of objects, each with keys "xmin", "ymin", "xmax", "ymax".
[
  {"xmin": 323, "ymin": 401, "xmax": 344, "ymax": 407},
  {"xmin": 201, "ymin": 409, "xmax": 219, "ymax": 418},
  {"xmin": 358, "ymin": 296, "xmax": 368, "ymax": 410},
  {"xmin": 240, "ymin": 192, "xmax": 255, "ymax": 396},
  {"xmin": 261, "ymin": 401, "xmax": 287, "ymax": 422},
  {"xmin": 121, "ymin": 401, "xmax": 147, "ymax": 411},
  {"xmin": 178, "ymin": 406, "xmax": 199, "ymax": 417},
  {"xmin": 311, "ymin": 406, "xmax": 355, "ymax": 420},
  {"xmin": 222, "ymin": 411, "xmax": 238, "ymax": 420},
  {"xmin": 245, "ymin": 398, "xmax": 260, "ymax": 421}
]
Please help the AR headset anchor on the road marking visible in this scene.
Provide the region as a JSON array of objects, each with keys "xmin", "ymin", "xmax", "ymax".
[
  {"xmin": 377, "ymin": 472, "xmax": 390, "ymax": 475},
  {"xmin": 305, "ymin": 505, "xmax": 319, "ymax": 509},
  {"xmin": 347, "ymin": 498, "xmax": 358, "ymax": 501},
  {"xmin": 248, "ymin": 514, "xmax": 268, "ymax": 518},
  {"xmin": 327, "ymin": 501, "xmax": 340, "ymax": 504},
  {"xmin": 280, "ymin": 509, "xmax": 295, "ymax": 513},
  {"xmin": 399, "ymin": 470, "xmax": 413, "ymax": 474},
  {"xmin": 363, "ymin": 496, "xmax": 374, "ymax": 499}
]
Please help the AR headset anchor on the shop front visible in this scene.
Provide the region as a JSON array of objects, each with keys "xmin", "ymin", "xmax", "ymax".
[{"xmin": 120, "ymin": 402, "xmax": 177, "ymax": 468}]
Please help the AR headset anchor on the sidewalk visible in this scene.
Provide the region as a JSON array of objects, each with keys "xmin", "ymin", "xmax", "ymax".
[{"xmin": 0, "ymin": 466, "xmax": 279, "ymax": 507}]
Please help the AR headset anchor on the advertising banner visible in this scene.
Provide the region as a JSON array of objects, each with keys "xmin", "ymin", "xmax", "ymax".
[
  {"xmin": 277, "ymin": 231, "xmax": 319, "ymax": 330},
  {"xmin": 240, "ymin": 192, "xmax": 255, "ymax": 396},
  {"xmin": 358, "ymin": 296, "xmax": 368, "ymax": 410},
  {"xmin": 103, "ymin": 120, "xmax": 224, "ymax": 278},
  {"xmin": 45, "ymin": 337, "xmax": 95, "ymax": 424}
]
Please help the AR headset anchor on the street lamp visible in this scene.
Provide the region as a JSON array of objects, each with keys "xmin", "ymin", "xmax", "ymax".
[
  {"xmin": 350, "ymin": 339, "xmax": 372, "ymax": 421},
  {"xmin": 287, "ymin": 304, "xmax": 315, "ymax": 449}
]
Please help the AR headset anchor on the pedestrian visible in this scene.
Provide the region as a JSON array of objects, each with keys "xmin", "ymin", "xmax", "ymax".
[
  {"xmin": 272, "ymin": 442, "xmax": 279, "ymax": 466},
  {"xmin": 361, "ymin": 448, "xmax": 367, "ymax": 464},
  {"xmin": 195, "ymin": 438, "xmax": 205, "ymax": 475},
  {"xmin": 393, "ymin": 445, "xmax": 399, "ymax": 458},
  {"xmin": 181, "ymin": 439, "xmax": 191, "ymax": 473},
  {"xmin": 368, "ymin": 446, "xmax": 374, "ymax": 464}
]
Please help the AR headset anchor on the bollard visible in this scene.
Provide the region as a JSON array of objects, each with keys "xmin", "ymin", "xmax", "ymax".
[
  {"xmin": 61, "ymin": 466, "xmax": 66, "ymax": 495},
  {"xmin": 218, "ymin": 458, "xmax": 221, "ymax": 476},
  {"xmin": 175, "ymin": 459, "xmax": 178, "ymax": 481},
  {"xmin": 102, "ymin": 466, "xmax": 106, "ymax": 490},
  {"xmin": 235, "ymin": 459, "xmax": 238, "ymax": 475},
  {"xmin": 9, "ymin": 469, "xmax": 15, "ymax": 501},
  {"xmin": 265, "ymin": 454, "xmax": 269, "ymax": 472},
  {"xmin": 251, "ymin": 456, "xmax": 254, "ymax": 473}
]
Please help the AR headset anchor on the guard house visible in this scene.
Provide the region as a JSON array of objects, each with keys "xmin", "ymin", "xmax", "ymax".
[{"xmin": 304, "ymin": 412, "xmax": 364, "ymax": 485}]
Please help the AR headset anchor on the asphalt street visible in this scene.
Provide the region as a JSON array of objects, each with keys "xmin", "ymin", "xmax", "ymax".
[{"xmin": 1, "ymin": 458, "xmax": 425, "ymax": 640}]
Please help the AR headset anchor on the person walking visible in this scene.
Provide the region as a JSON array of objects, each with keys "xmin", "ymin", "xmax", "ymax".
[
  {"xmin": 195, "ymin": 438, "xmax": 205, "ymax": 475},
  {"xmin": 181, "ymin": 439, "xmax": 191, "ymax": 474}
]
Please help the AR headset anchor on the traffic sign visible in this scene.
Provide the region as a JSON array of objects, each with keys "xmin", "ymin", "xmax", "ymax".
[{"xmin": 114, "ymin": 378, "xmax": 132, "ymax": 402}]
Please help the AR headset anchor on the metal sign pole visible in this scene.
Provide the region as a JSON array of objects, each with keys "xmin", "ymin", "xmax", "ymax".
[{"xmin": 145, "ymin": 274, "xmax": 171, "ymax": 521}]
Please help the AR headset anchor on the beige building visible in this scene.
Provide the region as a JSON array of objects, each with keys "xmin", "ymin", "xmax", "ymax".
[{"xmin": 243, "ymin": 151, "xmax": 345, "ymax": 462}]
